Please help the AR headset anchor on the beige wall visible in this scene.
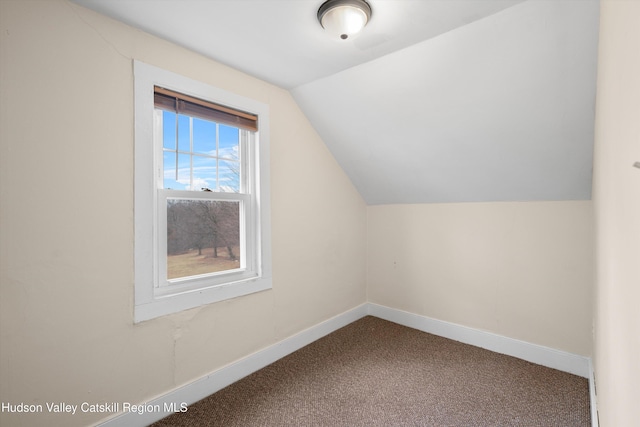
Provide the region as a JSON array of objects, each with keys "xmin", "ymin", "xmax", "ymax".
[
  {"xmin": 0, "ymin": 1, "xmax": 366, "ymax": 426},
  {"xmin": 593, "ymin": 1, "xmax": 640, "ymax": 425},
  {"xmin": 367, "ymin": 201, "xmax": 593, "ymax": 356},
  {"xmin": 1, "ymin": 0, "xmax": 618, "ymax": 426}
]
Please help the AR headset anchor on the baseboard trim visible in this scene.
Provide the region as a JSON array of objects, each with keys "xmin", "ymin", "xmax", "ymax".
[
  {"xmin": 98, "ymin": 302, "xmax": 592, "ymax": 426},
  {"xmin": 96, "ymin": 304, "xmax": 369, "ymax": 427},
  {"xmin": 366, "ymin": 303, "xmax": 590, "ymax": 378}
]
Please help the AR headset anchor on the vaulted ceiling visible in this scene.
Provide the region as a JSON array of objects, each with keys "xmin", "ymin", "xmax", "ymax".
[{"xmin": 73, "ymin": 0, "xmax": 599, "ymax": 204}]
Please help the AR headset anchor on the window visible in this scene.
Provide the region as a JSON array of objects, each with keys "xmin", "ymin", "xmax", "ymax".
[{"xmin": 134, "ymin": 61, "xmax": 271, "ymax": 323}]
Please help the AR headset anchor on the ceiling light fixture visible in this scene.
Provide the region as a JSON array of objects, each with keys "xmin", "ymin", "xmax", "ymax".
[{"xmin": 317, "ymin": 0, "xmax": 372, "ymax": 40}]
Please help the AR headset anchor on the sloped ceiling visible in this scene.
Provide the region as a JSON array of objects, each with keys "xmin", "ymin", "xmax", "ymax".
[
  {"xmin": 293, "ymin": 1, "xmax": 599, "ymax": 204},
  {"xmin": 73, "ymin": 0, "xmax": 599, "ymax": 204}
]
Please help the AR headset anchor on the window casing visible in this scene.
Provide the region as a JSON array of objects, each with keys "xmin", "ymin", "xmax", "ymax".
[{"xmin": 134, "ymin": 61, "xmax": 271, "ymax": 323}]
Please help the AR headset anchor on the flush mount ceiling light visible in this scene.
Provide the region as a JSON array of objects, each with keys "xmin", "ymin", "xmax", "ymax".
[{"xmin": 317, "ymin": 0, "xmax": 372, "ymax": 40}]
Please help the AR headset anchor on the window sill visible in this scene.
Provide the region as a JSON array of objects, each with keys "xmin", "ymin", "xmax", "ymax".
[{"xmin": 134, "ymin": 275, "xmax": 272, "ymax": 323}]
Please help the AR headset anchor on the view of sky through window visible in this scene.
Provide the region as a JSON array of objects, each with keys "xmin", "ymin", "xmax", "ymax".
[{"xmin": 160, "ymin": 110, "xmax": 240, "ymax": 192}]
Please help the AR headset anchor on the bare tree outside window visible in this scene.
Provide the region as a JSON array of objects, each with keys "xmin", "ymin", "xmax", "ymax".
[{"xmin": 166, "ymin": 199, "xmax": 241, "ymax": 279}]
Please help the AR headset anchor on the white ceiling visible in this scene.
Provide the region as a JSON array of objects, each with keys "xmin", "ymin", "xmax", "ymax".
[
  {"xmin": 73, "ymin": 0, "xmax": 599, "ymax": 204},
  {"xmin": 73, "ymin": 0, "xmax": 526, "ymax": 89}
]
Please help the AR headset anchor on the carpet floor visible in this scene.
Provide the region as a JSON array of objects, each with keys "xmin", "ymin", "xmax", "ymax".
[{"xmin": 152, "ymin": 316, "xmax": 590, "ymax": 426}]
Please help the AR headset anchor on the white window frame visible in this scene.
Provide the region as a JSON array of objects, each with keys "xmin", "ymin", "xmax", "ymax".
[{"xmin": 134, "ymin": 60, "xmax": 272, "ymax": 323}]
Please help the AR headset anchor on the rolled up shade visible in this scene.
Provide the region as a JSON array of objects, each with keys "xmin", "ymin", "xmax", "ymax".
[{"xmin": 154, "ymin": 86, "xmax": 258, "ymax": 132}]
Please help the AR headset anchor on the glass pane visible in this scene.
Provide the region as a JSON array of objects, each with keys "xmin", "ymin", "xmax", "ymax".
[
  {"xmin": 166, "ymin": 199, "xmax": 241, "ymax": 280},
  {"xmin": 219, "ymin": 160, "xmax": 240, "ymax": 192},
  {"xmin": 163, "ymin": 151, "xmax": 180, "ymax": 190},
  {"xmin": 192, "ymin": 155, "xmax": 217, "ymax": 192},
  {"xmin": 162, "ymin": 110, "xmax": 176, "ymax": 150},
  {"xmin": 177, "ymin": 153, "xmax": 191, "ymax": 190},
  {"xmin": 219, "ymin": 124, "xmax": 239, "ymax": 160},
  {"xmin": 178, "ymin": 114, "xmax": 191, "ymax": 152},
  {"xmin": 193, "ymin": 118, "xmax": 216, "ymax": 155}
]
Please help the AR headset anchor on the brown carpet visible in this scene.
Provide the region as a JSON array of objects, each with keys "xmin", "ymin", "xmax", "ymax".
[{"xmin": 152, "ymin": 316, "xmax": 590, "ymax": 426}]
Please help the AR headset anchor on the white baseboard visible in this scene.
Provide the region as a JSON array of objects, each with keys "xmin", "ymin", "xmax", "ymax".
[
  {"xmin": 366, "ymin": 303, "xmax": 590, "ymax": 378},
  {"xmin": 98, "ymin": 302, "xmax": 593, "ymax": 426},
  {"xmin": 96, "ymin": 304, "xmax": 369, "ymax": 427}
]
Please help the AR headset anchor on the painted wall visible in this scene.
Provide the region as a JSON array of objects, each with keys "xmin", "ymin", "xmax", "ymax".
[
  {"xmin": 293, "ymin": 0, "xmax": 599, "ymax": 205},
  {"xmin": 593, "ymin": 1, "xmax": 640, "ymax": 425},
  {"xmin": 0, "ymin": 0, "xmax": 609, "ymax": 426},
  {"xmin": 367, "ymin": 201, "xmax": 593, "ymax": 356},
  {"xmin": 0, "ymin": 1, "xmax": 366, "ymax": 426}
]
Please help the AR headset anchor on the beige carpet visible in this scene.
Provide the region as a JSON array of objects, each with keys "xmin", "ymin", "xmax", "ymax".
[{"xmin": 152, "ymin": 316, "xmax": 590, "ymax": 426}]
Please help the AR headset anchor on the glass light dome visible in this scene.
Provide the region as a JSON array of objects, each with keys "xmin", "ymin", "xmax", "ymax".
[{"xmin": 318, "ymin": 0, "xmax": 372, "ymax": 40}]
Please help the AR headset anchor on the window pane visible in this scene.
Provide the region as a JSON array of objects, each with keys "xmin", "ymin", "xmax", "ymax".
[
  {"xmin": 219, "ymin": 160, "xmax": 240, "ymax": 192},
  {"xmin": 219, "ymin": 124, "xmax": 239, "ymax": 160},
  {"xmin": 178, "ymin": 114, "xmax": 191, "ymax": 152},
  {"xmin": 166, "ymin": 199, "xmax": 241, "ymax": 280},
  {"xmin": 163, "ymin": 151, "xmax": 180, "ymax": 190},
  {"xmin": 177, "ymin": 153, "xmax": 191, "ymax": 190},
  {"xmin": 193, "ymin": 118, "xmax": 216, "ymax": 155},
  {"xmin": 193, "ymin": 155, "xmax": 217, "ymax": 192},
  {"xmin": 163, "ymin": 152, "xmax": 193, "ymax": 190},
  {"xmin": 162, "ymin": 110, "xmax": 176, "ymax": 150}
]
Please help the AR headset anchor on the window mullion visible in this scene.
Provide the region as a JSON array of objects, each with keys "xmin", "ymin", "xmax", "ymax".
[
  {"xmin": 174, "ymin": 108, "xmax": 179, "ymax": 182},
  {"xmin": 216, "ymin": 123, "xmax": 220, "ymax": 192},
  {"xmin": 189, "ymin": 116, "xmax": 194, "ymax": 190}
]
